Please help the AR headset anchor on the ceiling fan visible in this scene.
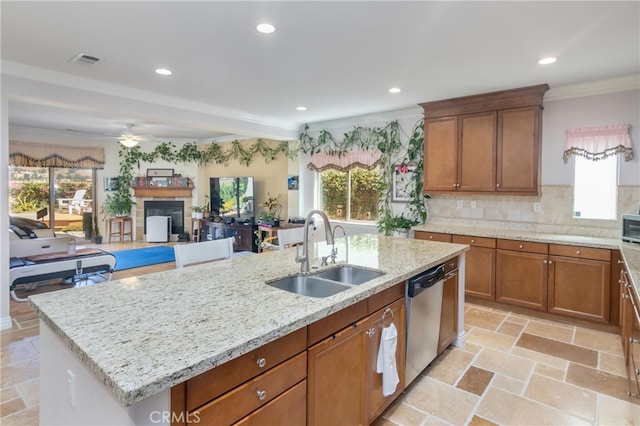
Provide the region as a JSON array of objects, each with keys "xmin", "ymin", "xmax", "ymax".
[{"xmin": 118, "ymin": 123, "xmax": 143, "ymax": 147}]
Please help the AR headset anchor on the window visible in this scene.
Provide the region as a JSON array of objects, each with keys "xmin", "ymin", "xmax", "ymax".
[
  {"xmin": 573, "ymin": 155, "xmax": 618, "ymax": 220},
  {"xmin": 319, "ymin": 167, "xmax": 379, "ymax": 222}
]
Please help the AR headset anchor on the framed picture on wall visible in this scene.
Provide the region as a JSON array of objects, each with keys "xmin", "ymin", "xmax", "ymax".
[
  {"xmin": 288, "ymin": 175, "xmax": 299, "ymax": 190},
  {"xmin": 104, "ymin": 177, "xmax": 118, "ymax": 191},
  {"xmin": 147, "ymin": 168, "xmax": 174, "ymax": 178},
  {"xmin": 392, "ymin": 163, "xmax": 416, "ymax": 201}
]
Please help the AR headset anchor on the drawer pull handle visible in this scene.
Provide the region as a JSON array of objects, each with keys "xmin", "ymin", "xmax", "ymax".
[
  {"xmin": 257, "ymin": 390, "xmax": 267, "ymax": 400},
  {"xmin": 256, "ymin": 358, "xmax": 267, "ymax": 368}
]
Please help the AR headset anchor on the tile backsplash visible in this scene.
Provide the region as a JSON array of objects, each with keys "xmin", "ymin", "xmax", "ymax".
[{"xmin": 426, "ymin": 185, "xmax": 640, "ymax": 238}]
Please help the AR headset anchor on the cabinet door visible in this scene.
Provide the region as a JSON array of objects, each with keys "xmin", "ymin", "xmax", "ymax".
[
  {"xmin": 496, "ymin": 106, "xmax": 541, "ymax": 194},
  {"xmin": 424, "ymin": 116, "xmax": 458, "ymax": 191},
  {"xmin": 307, "ymin": 318, "xmax": 368, "ymax": 426},
  {"xmin": 496, "ymin": 249, "xmax": 548, "ymax": 311},
  {"xmin": 621, "ymin": 268, "xmax": 633, "ymax": 379},
  {"xmin": 628, "ymin": 286, "xmax": 640, "ymax": 398},
  {"xmin": 548, "ymin": 256, "xmax": 611, "ymax": 323},
  {"xmin": 458, "ymin": 112, "xmax": 496, "ymax": 192},
  {"xmin": 438, "ymin": 268, "xmax": 459, "ymax": 354},
  {"xmin": 367, "ymin": 298, "xmax": 406, "ymax": 423}
]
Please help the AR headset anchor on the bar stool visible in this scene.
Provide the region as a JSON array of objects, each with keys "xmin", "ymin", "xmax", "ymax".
[{"xmin": 108, "ymin": 217, "xmax": 133, "ymax": 243}]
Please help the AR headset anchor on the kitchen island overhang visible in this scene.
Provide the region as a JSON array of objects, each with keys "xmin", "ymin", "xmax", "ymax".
[{"xmin": 30, "ymin": 234, "xmax": 468, "ymax": 424}]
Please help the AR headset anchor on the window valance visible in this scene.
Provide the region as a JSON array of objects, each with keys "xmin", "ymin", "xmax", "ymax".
[
  {"xmin": 563, "ymin": 124, "xmax": 633, "ymax": 162},
  {"xmin": 9, "ymin": 141, "xmax": 105, "ymax": 169},
  {"xmin": 307, "ymin": 150, "xmax": 382, "ymax": 172}
]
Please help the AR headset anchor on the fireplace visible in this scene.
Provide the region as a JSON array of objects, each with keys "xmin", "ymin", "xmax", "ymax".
[{"xmin": 144, "ymin": 201, "xmax": 184, "ymax": 235}]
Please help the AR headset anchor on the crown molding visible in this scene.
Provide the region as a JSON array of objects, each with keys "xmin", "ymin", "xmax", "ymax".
[{"xmin": 545, "ymin": 74, "xmax": 640, "ymax": 101}]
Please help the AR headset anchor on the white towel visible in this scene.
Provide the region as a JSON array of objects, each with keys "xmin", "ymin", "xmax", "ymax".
[{"xmin": 376, "ymin": 322, "xmax": 399, "ymax": 396}]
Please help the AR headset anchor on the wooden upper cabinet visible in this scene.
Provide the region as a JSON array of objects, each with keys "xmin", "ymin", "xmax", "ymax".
[
  {"xmin": 421, "ymin": 84, "xmax": 549, "ymax": 195},
  {"xmin": 459, "ymin": 112, "xmax": 496, "ymax": 192},
  {"xmin": 424, "ymin": 116, "xmax": 458, "ymax": 191},
  {"xmin": 496, "ymin": 106, "xmax": 541, "ymax": 194}
]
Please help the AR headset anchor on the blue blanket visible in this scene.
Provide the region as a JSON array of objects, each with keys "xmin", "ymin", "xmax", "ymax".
[{"xmin": 111, "ymin": 246, "xmax": 175, "ymax": 271}]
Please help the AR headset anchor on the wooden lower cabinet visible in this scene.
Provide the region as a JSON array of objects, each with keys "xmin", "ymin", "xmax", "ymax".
[
  {"xmin": 496, "ymin": 248, "xmax": 548, "ymax": 311},
  {"xmin": 452, "ymin": 235, "xmax": 495, "ymax": 300},
  {"xmin": 548, "ymin": 255, "xmax": 611, "ymax": 323},
  {"xmin": 367, "ymin": 299, "xmax": 406, "ymax": 423},
  {"xmin": 308, "ymin": 298, "xmax": 406, "ymax": 426},
  {"xmin": 621, "ymin": 264, "xmax": 640, "ymax": 398},
  {"xmin": 438, "ymin": 259, "xmax": 459, "ymax": 354},
  {"xmin": 414, "ymin": 231, "xmax": 452, "ymax": 243}
]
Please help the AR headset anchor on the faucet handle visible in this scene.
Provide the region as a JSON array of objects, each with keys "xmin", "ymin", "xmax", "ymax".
[{"xmin": 295, "ymin": 244, "xmax": 305, "ymax": 264}]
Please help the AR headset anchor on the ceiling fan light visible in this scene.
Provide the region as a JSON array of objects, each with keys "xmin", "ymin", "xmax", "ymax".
[{"xmin": 119, "ymin": 137, "xmax": 139, "ymax": 148}]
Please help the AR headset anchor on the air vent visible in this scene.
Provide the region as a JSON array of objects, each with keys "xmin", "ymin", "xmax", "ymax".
[{"xmin": 69, "ymin": 53, "xmax": 102, "ymax": 66}]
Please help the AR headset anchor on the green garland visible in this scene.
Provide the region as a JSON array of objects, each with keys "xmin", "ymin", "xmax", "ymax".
[
  {"xmin": 113, "ymin": 127, "xmax": 428, "ymax": 235},
  {"xmin": 298, "ymin": 120, "xmax": 429, "ymax": 235}
]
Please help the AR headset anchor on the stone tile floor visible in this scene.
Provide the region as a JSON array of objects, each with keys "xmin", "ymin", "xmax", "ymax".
[{"xmin": 2, "ymin": 288, "xmax": 640, "ymax": 424}]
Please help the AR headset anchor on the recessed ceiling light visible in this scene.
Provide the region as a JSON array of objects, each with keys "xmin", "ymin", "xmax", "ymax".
[
  {"xmin": 538, "ymin": 57, "xmax": 557, "ymax": 65},
  {"xmin": 388, "ymin": 87, "xmax": 401, "ymax": 94},
  {"xmin": 155, "ymin": 68, "xmax": 172, "ymax": 75},
  {"xmin": 296, "ymin": 106, "xmax": 307, "ymax": 111},
  {"xmin": 256, "ymin": 23, "xmax": 275, "ymax": 34}
]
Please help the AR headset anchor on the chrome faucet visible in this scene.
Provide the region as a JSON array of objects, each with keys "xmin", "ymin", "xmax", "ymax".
[
  {"xmin": 330, "ymin": 225, "xmax": 346, "ymax": 263},
  {"xmin": 295, "ymin": 210, "xmax": 335, "ymax": 273}
]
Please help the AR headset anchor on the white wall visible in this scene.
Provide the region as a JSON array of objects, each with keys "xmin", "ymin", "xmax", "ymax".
[
  {"xmin": 1, "ymin": 77, "xmax": 11, "ymax": 329},
  {"xmin": 542, "ymin": 89, "xmax": 640, "ymax": 185}
]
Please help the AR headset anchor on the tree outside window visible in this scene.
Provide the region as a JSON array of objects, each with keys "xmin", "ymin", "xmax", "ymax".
[{"xmin": 320, "ymin": 167, "xmax": 379, "ymax": 222}]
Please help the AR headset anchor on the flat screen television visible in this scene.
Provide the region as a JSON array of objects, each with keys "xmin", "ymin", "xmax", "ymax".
[{"xmin": 210, "ymin": 177, "xmax": 254, "ymax": 223}]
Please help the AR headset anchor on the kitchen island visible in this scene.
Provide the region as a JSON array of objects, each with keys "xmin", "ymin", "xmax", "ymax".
[{"xmin": 29, "ymin": 234, "xmax": 468, "ymax": 425}]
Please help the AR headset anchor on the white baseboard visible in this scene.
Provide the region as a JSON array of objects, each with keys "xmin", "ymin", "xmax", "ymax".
[{"xmin": 0, "ymin": 316, "xmax": 13, "ymax": 330}]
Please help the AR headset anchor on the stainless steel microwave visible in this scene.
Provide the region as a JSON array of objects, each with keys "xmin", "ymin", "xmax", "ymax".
[{"xmin": 622, "ymin": 214, "xmax": 640, "ymax": 243}]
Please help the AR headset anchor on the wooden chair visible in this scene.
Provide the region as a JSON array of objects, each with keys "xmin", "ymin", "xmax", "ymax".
[{"xmin": 174, "ymin": 237, "xmax": 234, "ymax": 268}]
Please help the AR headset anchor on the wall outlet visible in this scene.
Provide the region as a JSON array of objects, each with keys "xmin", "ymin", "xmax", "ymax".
[
  {"xmin": 471, "ymin": 201, "xmax": 477, "ymax": 209},
  {"xmin": 533, "ymin": 202, "xmax": 541, "ymax": 213},
  {"xmin": 457, "ymin": 200, "xmax": 463, "ymax": 209}
]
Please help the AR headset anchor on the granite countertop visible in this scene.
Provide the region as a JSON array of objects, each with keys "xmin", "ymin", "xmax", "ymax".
[
  {"xmin": 413, "ymin": 222, "xmax": 640, "ymax": 313},
  {"xmin": 28, "ymin": 234, "xmax": 468, "ymax": 407}
]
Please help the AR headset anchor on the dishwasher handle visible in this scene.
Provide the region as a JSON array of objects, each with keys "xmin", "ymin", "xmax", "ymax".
[{"xmin": 407, "ymin": 264, "xmax": 445, "ymax": 297}]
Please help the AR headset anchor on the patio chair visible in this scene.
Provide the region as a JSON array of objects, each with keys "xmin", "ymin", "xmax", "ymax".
[
  {"xmin": 262, "ymin": 227, "xmax": 306, "ymax": 251},
  {"xmin": 59, "ymin": 189, "xmax": 88, "ymax": 215}
]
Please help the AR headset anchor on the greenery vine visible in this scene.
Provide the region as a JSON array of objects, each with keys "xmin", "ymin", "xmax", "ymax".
[
  {"xmin": 298, "ymin": 119, "xmax": 429, "ymax": 235},
  {"xmin": 112, "ymin": 126, "xmax": 428, "ymax": 236}
]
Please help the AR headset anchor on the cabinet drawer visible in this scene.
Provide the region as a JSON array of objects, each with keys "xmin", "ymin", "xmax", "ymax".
[
  {"xmin": 234, "ymin": 380, "xmax": 306, "ymax": 426},
  {"xmin": 307, "ymin": 299, "xmax": 367, "ymax": 346},
  {"xmin": 191, "ymin": 352, "xmax": 307, "ymax": 425},
  {"xmin": 444, "ymin": 256, "xmax": 459, "ymax": 273},
  {"xmin": 368, "ymin": 282, "xmax": 404, "ymax": 314},
  {"xmin": 549, "ymin": 244, "xmax": 611, "ymax": 262},
  {"xmin": 186, "ymin": 327, "xmax": 306, "ymax": 410},
  {"xmin": 497, "ymin": 239, "xmax": 548, "ymax": 254},
  {"xmin": 415, "ymin": 231, "xmax": 452, "ymax": 243},
  {"xmin": 453, "ymin": 235, "xmax": 496, "ymax": 249}
]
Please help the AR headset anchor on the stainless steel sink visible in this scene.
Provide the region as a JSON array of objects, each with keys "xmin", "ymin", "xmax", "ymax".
[
  {"xmin": 312, "ymin": 265, "xmax": 386, "ymax": 285},
  {"xmin": 266, "ymin": 275, "xmax": 351, "ymax": 298}
]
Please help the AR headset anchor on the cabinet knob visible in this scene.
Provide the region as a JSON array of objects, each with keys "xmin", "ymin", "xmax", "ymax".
[
  {"xmin": 256, "ymin": 357, "xmax": 267, "ymax": 368},
  {"xmin": 366, "ymin": 328, "xmax": 376, "ymax": 337},
  {"xmin": 496, "ymin": 183, "xmax": 500, "ymax": 188},
  {"xmin": 619, "ymin": 260, "xmax": 625, "ymax": 264},
  {"xmin": 549, "ymin": 260, "xmax": 553, "ymax": 264},
  {"xmin": 543, "ymin": 259, "xmax": 547, "ymax": 264},
  {"xmin": 576, "ymin": 250, "xmax": 581, "ymax": 255},
  {"xmin": 519, "ymin": 244, "xmax": 523, "ymax": 249},
  {"xmin": 452, "ymin": 184, "xmax": 457, "ymax": 188},
  {"xmin": 429, "ymin": 236, "xmax": 434, "ymax": 239},
  {"xmin": 470, "ymin": 239, "xmax": 475, "ymax": 243},
  {"xmin": 623, "ymin": 293, "xmax": 630, "ymax": 300},
  {"xmin": 256, "ymin": 390, "xmax": 267, "ymax": 400}
]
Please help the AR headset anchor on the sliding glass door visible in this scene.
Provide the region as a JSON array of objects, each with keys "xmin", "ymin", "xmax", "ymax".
[{"xmin": 9, "ymin": 165, "xmax": 94, "ymax": 239}]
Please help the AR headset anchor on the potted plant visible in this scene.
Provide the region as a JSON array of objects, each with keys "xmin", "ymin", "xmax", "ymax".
[
  {"xmin": 377, "ymin": 213, "xmax": 418, "ymax": 237},
  {"xmin": 103, "ymin": 192, "xmax": 134, "ymax": 218},
  {"xmin": 258, "ymin": 194, "xmax": 282, "ymax": 227},
  {"xmin": 191, "ymin": 204, "xmax": 206, "ymax": 219}
]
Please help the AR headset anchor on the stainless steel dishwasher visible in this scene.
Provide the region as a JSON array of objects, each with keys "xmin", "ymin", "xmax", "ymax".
[{"xmin": 405, "ymin": 263, "xmax": 445, "ymax": 385}]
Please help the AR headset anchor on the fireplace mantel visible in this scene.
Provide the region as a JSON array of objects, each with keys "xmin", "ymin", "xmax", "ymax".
[{"xmin": 132, "ymin": 186, "xmax": 193, "ymax": 198}]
